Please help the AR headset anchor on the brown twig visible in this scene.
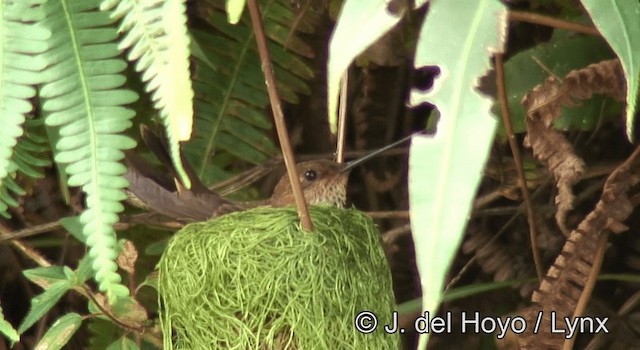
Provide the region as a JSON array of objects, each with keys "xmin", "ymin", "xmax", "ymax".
[
  {"xmin": 82, "ymin": 287, "xmax": 145, "ymax": 333},
  {"xmin": 0, "ymin": 221, "xmax": 132, "ymax": 244},
  {"xmin": 381, "ymin": 223, "xmax": 412, "ymax": 245},
  {"xmin": 366, "ymin": 211, "xmax": 410, "ymax": 219},
  {"xmin": 496, "ymin": 53, "xmax": 544, "ymax": 281},
  {"xmin": 0, "ymin": 221, "xmax": 62, "ymax": 244},
  {"xmin": 246, "ymin": 0, "xmax": 312, "ymax": 231},
  {"xmin": 509, "ymin": 10, "xmax": 601, "ymax": 36}
]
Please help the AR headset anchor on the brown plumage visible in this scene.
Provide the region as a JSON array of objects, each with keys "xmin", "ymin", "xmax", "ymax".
[
  {"xmin": 125, "ymin": 126, "xmax": 417, "ymax": 221},
  {"xmin": 124, "ymin": 127, "xmax": 351, "ymax": 221}
]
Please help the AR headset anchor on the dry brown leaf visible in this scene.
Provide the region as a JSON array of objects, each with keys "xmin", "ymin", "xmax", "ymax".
[
  {"xmin": 516, "ymin": 146, "xmax": 640, "ymax": 349},
  {"xmin": 116, "ymin": 239, "xmax": 138, "ymax": 275},
  {"xmin": 522, "ymin": 59, "xmax": 626, "ymax": 235}
]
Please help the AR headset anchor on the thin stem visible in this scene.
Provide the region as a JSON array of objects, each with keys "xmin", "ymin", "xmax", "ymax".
[
  {"xmin": 509, "ymin": 11, "xmax": 601, "ymax": 36},
  {"xmin": 495, "ymin": 53, "xmax": 544, "ymax": 281},
  {"xmin": 365, "ymin": 211, "xmax": 410, "ymax": 219},
  {"xmin": 336, "ymin": 71, "xmax": 349, "ymax": 163},
  {"xmin": 246, "ymin": 0, "xmax": 312, "ymax": 230}
]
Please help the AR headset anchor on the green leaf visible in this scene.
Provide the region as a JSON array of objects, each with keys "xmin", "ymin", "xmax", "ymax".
[
  {"xmin": 87, "ymin": 294, "xmax": 147, "ymax": 327},
  {"xmin": 23, "ymin": 266, "xmax": 67, "ymax": 289},
  {"xmin": 59, "ymin": 215, "xmax": 85, "ymax": 244},
  {"xmin": 106, "ymin": 336, "xmax": 140, "ymax": 350},
  {"xmin": 76, "ymin": 255, "xmax": 94, "ymax": 283},
  {"xmin": 33, "ymin": 313, "xmax": 82, "ymax": 350},
  {"xmin": 137, "ymin": 270, "xmax": 159, "ymax": 292},
  {"xmin": 502, "ymin": 30, "xmax": 621, "ymax": 135},
  {"xmin": 186, "ymin": 0, "xmax": 317, "ymax": 182},
  {"xmin": 408, "ymin": 0, "xmax": 506, "ymax": 348},
  {"xmin": 581, "ymin": 0, "xmax": 640, "ymax": 140},
  {"xmin": 327, "ymin": 0, "xmax": 405, "ymax": 133},
  {"xmin": 100, "ymin": 0, "xmax": 194, "ymax": 188},
  {"xmin": 86, "ymin": 319, "xmax": 120, "ymax": 350},
  {"xmin": 40, "ymin": 0, "xmax": 137, "ymax": 302},
  {"xmin": 0, "ymin": 0, "xmax": 51, "ymax": 218},
  {"xmin": 0, "ymin": 118, "xmax": 51, "ymax": 218},
  {"xmin": 18, "ymin": 280, "xmax": 72, "ymax": 334},
  {"xmin": 0, "ymin": 304, "xmax": 19, "ymax": 344},
  {"xmin": 226, "ymin": 0, "xmax": 246, "ymax": 24}
]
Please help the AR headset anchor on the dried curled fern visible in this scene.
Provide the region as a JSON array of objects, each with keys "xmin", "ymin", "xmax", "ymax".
[
  {"xmin": 100, "ymin": 0, "xmax": 194, "ymax": 188},
  {"xmin": 186, "ymin": 0, "xmax": 318, "ymax": 184},
  {"xmin": 0, "ymin": 0, "xmax": 51, "ymax": 217},
  {"xmin": 39, "ymin": 0, "xmax": 138, "ymax": 300},
  {"xmin": 519, "ymin": 59, "xmax": 634, "ymax": 349},
  {"xmin": 522, "ymin": 59, "xmax": 626, "ymax": 235},
  {"xmin": 518, "ymin": 150, "xmax": 639, "ymax": 349}
]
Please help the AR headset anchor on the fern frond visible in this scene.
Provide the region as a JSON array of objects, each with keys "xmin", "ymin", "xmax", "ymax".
[
  {"xmin": 186, "ymin": 0, "xmax": 317, "ymax": 183},
  {"xmin": 0, "ymin": 119, "xmax": 51, "ymax": 218},
  {"xmin": 0, "ymin": 0, "xmax": 51, "ymax": 217},
  {"xmin": 100, "ymin": 0, "xmax": 194, "ymax": 188},
  {"xmin": 40, "ymin": 0, "xmax": 138, "ymax": 301}
]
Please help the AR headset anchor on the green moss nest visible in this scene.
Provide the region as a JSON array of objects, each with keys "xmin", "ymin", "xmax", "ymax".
[{"xmin": 158, "ymin": 206, "xmax": 399, "ymax": 350}]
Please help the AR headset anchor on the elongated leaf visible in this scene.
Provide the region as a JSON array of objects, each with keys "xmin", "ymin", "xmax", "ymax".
[
  {"xmin": 327, "ymin": 0, "xmax": 405, "ymax": 133},
  {"xmin": 34, "ymin": 313, "xmax": 83, "ymax": 350},
  {"xmin": 408, "ymin": 0, "xmax": 507, "ymax": 348},
  {"xmin": 40, "ymin": 0, "xmax": 137, "ymax": 302},
  {"xmin": 0, "ymin": 304, "xmax": 19, "ymax": 344},
  {"xmin": 76, "ymin": 255, "xmax": 94, "ymax": 283},
  {"xmin": 18, "ymin": 280, "xmax": 72, "ymax": 334},
  {"xmin": 23, "ymin": 266, "xmax": 67, "ymax": 289},
  {"xmin": 581, "ymin": 0, "xmax": 640, "ymax": 140},
  {"xmin": 100, "ymin": 0, "xmax": 194, "ymax": 188}
]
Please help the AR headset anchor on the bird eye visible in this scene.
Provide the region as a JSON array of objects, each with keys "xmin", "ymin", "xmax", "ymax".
[{"xmin": 304, "ymin": 169, "xmax": 317, "ymax": 181}]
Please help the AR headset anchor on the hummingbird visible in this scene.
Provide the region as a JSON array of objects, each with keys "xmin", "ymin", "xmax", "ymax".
[{"xmin": 124, "ymin": 126, "xmax": 415, "ymax": 221}]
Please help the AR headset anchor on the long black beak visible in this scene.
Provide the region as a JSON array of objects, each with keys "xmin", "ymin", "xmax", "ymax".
[{"xmin": 340, "ymin": 131, "xmax": 425, "ymax": 173}]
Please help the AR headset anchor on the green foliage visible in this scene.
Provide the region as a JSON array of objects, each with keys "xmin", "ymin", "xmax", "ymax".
[
  {"xmin": 86, "ymin": 319, "xmax": 121, "ymax": 350},
  {"xmin": 17, "ymin": 280, "xmax": 72, "ymax": 334},
  {"xmin": 32, "ymin": 313, "xmax": 83, "ymax": 350},
  {"xmin": 0, "ymin": 303, "xmax": 19, "ymax": 344},
  {"xmin": 39, "ymin": 0, "xmax": 138, "ymax": 300},
  {"xmin": 101, "ymin": 0, "xmax": 194, "ymax": 188},
  {"xmin": 407, "ymin": 1, "xmax": 506, "ymax": 348},
  {"xmin": 581, "ymin": 0, "xmax": 640, "ymax": 140},
  {"xmin": 23, "ymin": 266, "xmax": 69, "ymax": 288},
  {"xmin": 501, "ymin": 30, "xmax": 621, "ymax": 135},
  {"xmin": 0, "ymin": 119, "xmax": 50, "ymax": 217},
  {"xmin": 186, "ymin": 0, "xmax": 317, "ymax": 184},
  {"xmin": 327, "ymin": 0, "xmax": 404, "ymax": 133},
  {"xmin": 225, "ymin": 0, "xmax": 247, "ymax": 24},
  {"xmin": 5, "ymin": 0, "xmax": 637, "ymax": 348},
  {"xmin": 107, "ymin": 336, "xmax": 140, "ymax": 350},
  {"xmin": 0, "ymin": 0, "xmax": 50, "ymax": 217},
  {"xmin": 18, "ymin": 263, "xmax": 91, "ymax": 337},
  {"xmin": 2, "ymin": 0, "xmax": 323, "ymax": 347}
]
